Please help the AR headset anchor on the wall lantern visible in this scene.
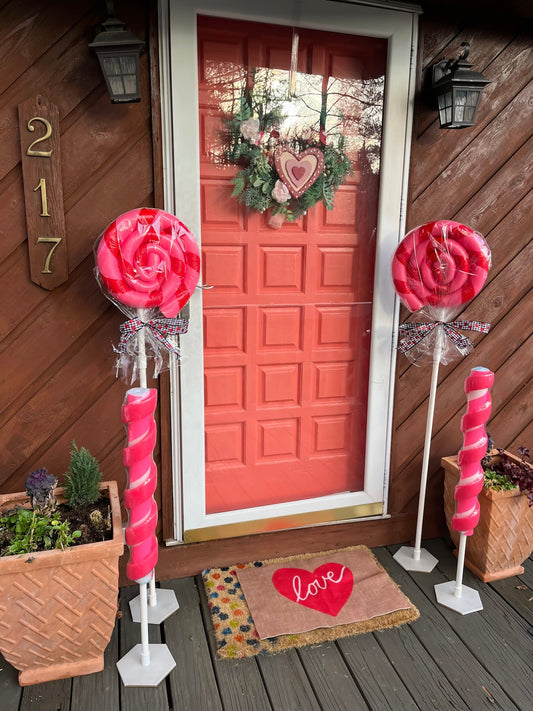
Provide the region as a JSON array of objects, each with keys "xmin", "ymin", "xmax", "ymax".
[
  {"xmin": 89, "ymin": 8, "xmax": 145, "ymax": 104},
  {"xmin": 431, "ymin": 42, "xmax": 491, "ymax": 129}
]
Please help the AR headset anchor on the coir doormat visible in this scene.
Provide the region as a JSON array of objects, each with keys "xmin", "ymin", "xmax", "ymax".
[{"xmin": 202, "ymin": 546, "xmax": 419, "ymax": 658}]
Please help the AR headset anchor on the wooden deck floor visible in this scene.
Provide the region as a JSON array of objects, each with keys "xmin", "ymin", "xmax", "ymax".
[{"xmin": 1, "ymin": 539, "xmax": 532, "ymax": 711}]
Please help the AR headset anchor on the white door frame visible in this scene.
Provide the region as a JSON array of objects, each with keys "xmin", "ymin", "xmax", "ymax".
[{"xmin": 158, "ymin": 0, "xmax": 419, "ymax": 542}]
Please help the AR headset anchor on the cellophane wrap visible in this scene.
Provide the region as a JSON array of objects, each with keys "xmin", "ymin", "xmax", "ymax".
[
  {"xmin": 94, "ymin": 207, "xmax": 201, "ymax": 382},
  {"xmin": 392, "ymin": 220, "xmax": 491, "ymax": 366}
]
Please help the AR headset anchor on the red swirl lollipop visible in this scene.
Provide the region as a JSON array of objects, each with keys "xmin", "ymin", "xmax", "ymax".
[
  {"xmin": 391, "ymin": 220, "xmax": 491, "ymax": 313},
  {"xmin": 96, "ymin": 208, "xmax": 200, "ymax": 317}
]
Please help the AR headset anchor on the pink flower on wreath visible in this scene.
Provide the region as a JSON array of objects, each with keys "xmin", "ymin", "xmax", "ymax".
[
  {"xmin": 240, "ymin": 117, "xmax": 262, "ymax": 144},
  {"xmin": 271, "ymin": 179, "xmax": 291, "ymax": 204}
]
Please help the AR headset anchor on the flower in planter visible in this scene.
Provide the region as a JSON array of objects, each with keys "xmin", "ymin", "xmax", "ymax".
[
  {"xmin": 24, "ymin": 467, "xmax": 57, "ymax": 514},
  {"xmin": 0, "ymin": 443, "xmax": 112, "ymax": 557},
  {"xmin": 482, "ymin": 436, "xmax": 533, "ymax": 506},
  {"xmin": 2, "ymin": 468, "xmax": 81, "ymax": 556}
]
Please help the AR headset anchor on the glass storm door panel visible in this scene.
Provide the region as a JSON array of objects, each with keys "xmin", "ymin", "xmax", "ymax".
[
  {"xmin": 199, "ymin": 17, "xmax": 384, "ymax": 514},
  {"xmin": 165, "ymin": 0, "xmax": 417, "ymax": 541}
]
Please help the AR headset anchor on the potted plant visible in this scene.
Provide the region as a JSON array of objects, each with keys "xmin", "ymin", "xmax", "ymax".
[
  {"xmin": 442, "ymin": 441, "xmax": 533, "ymax": 582},
  {"xmin": 0, "ymin": 443, "xmax": 123, "ymax": 686}
]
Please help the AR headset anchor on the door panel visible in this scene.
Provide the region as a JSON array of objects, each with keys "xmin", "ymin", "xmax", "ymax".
[{"xmin": 198, "ymin": 16, "xmax": 385, "ymax": 515}]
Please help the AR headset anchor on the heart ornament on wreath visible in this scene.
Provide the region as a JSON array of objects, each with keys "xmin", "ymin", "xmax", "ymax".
[{"xmin": 274, "ymin": 147, "xmax": 325, "ymax": 199}]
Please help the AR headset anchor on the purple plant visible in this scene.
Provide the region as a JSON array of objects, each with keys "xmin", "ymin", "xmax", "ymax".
[
  {"xmin": 25, "ymin": 468, "xmax": 58, "ymax": 514},
  {"xmin": 497, "ymin": 447, "xmax": 533, "ymax": 507}
]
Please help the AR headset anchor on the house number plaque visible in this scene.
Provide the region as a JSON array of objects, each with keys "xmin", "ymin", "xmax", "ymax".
[{"xmin": 18, "ymin": 95, "xmax": 68, "ymax": 290}]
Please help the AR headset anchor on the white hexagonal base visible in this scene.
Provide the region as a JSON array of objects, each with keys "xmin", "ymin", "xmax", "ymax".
[
  {"xmin": 129, "ymin": 588, "xmax": 180, "ymax": 624},
  {"xmin": 117, "ymin": 644, "xmax": 176, "ymax": 687},
  {"xmin": 434, "ymin": 580, "xmax": 483, "ymax": 615},
  {"xmin": 393, "ymin": 546, "xmax": 438, "ymax": 573}
]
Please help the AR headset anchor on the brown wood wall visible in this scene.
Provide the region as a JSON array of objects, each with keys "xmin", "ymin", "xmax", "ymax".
[
  {"xmin": 0, "ymin": 0, "xmax": 156, "ymax": 514},
  {"xmin": 391, "ymin": 9, "xmax": 533, "ymax": 532},
  {"xmin": 0, "ymin": 0, "xmax": 531, "ymax": 579}
]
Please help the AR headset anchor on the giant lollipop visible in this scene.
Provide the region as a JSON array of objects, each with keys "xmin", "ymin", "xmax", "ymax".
[
  {"xmin": 96, "ymin": 207, "xmax": 200, "ymax": 317},
  {"xmin": 392, "ymin": 220, "xmax": 491, "ymax": 574},
  {"xmin": 392, "ymin": 220, "xmax": 490, "ymax": 314},
  {"xmin": 96, "ymin": 208, "xmax": 199, "ymax": 686}
]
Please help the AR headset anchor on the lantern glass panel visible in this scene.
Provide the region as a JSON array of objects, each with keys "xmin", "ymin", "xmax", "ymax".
[
  {"xmin": 100, "ymin": 52, "xmax": 140, "ymax": 101},
  {"xmin": 454, "ymin": 89, "xmax": 467, "ymax": 123},
  {"xmin": 451, "ymin": 87, "xmax": 481, "ymax": 126},
  {"xmin": 438, "ymin": 90, "xmax": 453, "ymax": 126}
]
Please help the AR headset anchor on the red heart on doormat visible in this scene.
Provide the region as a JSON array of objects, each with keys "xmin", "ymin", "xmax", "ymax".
[{"xmin": 272, "ymin": 563, "xmax": 354, "ymax": 616}]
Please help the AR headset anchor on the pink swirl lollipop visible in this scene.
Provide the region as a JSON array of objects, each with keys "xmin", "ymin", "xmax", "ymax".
[
  {"xmin": 392, "ymin": 220, "xmax": 491, "ymax": 312},
  {"xmin": 96, "ymin": 207, "xmax": 200, "ymax": 317},
  {"xmin": 452, "ymin": 367, "xmax": 494, "ymax": 536},
  {"xmin": 122, "ymin": 388, "xmax": 159, "ymax": 583}
]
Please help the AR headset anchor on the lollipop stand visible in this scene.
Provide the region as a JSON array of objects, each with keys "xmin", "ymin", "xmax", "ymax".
[
  {"xmin": 128, "ymin": 312, "xmax": 179, "ymax": 625},
  {"xmin": 434, "ymin": 533, "xmax": 482, "ymax": 614},
  {"xmin": 116, "ymin": 581, "xmax": 176, "ymax": 686},
  {"xmin": 394, "ymin": 328, "xmax": 442, "ymax": 573}
]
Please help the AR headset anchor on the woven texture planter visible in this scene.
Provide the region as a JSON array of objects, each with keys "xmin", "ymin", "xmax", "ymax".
[
  {"xmin": 0, "ymin": 482, "xmax": 123, "ymax": 686},
  {"xmin": 443, "ymin": 454, "xmax": 533, "ymax": 582}
]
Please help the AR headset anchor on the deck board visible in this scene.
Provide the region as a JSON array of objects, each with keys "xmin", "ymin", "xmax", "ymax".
[
  {"xmin": 375, "ymin": 546, "xmax": 519, "ymax": 710},
  {"xmin": 370, "ymin": 615, "xmax": 468, "ymax": 710},
  {"xmin": 256, "ymin": 649, "xmax": 322, "ymax": 711},
  {"xmin": 337, "ymin": 631, "xmax": 418, "ymax": 710},
  {"xmin": 70, "ymin": 618, "xmax": 120, "ymax": 711},
  {"xmin": 296, "ymin": 642, "xmax": 369, "ymax": 710},
  {"xmin": 162, "ymin": 578, "xmax": 224, "ymax": 711},
  {"xmin": 19, "ymin": 678, "xmax": 72, "ymax": 711},
  {"xmin": 488, "ymin": 574, "xmax": 533, "ymax": 626},
  {"xmin": 197, "ymin": 574, "xmax": 274, "ymax": 711},
  {"xmin": 1, "ymin": 540, "xmax": 532, "ymax": 711},
  {"xmin": 410, "ymin": 539, "xmax": 533, "ymax": 710}
]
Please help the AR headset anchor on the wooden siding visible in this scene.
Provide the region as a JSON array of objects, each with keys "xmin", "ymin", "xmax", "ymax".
[
  {"xmin": 0, "ymin": 1, "xmax": 531, "ymax": 580},
  {"xmin": 0, "ymin": 0, "xmax": 156, "ymax": 520},
  {"xmin": 391, "ymin": 10, "xmax": 533, "ymax": 529}
]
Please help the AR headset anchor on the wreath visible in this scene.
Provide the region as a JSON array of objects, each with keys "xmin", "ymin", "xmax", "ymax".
[{"xmin": 225, "ymin": 87, "xmax": 353, "ymax": 226}]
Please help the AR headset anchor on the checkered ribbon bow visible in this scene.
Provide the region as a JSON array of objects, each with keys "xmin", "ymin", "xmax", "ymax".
[
  {"xmin": 398, "ymin": 320, "xmax": 490, "ymax": 355},
  {"xmin": 116, "ymin": 317, "xmax": 189, "ymax": 355}
]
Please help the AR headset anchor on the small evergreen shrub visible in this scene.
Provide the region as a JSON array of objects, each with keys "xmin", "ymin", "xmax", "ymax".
[{"xmin": 63, "ymin": 441, "xmax": 102, "ymax": 508}]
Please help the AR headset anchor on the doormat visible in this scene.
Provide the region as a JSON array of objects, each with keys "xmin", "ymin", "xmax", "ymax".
[{"xmin": 202, "ymin": 546, "xmax": 419, "ymax": 659}]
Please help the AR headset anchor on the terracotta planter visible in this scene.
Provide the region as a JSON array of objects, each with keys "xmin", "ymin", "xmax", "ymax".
[
  {"xmin": 0, "ymin": 482, "xmax": 124, "ymax": 686},
  {"xmin": 442, "ymin": 454, "xmax": 533, "ymax": 582}
]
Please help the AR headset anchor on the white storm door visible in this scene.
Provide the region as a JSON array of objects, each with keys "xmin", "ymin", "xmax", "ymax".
[{"xmin": 160, "ymin": 0, "xmax": 418, "ymax": 542}]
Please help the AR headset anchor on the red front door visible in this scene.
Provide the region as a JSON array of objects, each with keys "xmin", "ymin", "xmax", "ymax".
[{"xmin": 197, "ymin": 15, "xmax": 386, "ymax": 515}]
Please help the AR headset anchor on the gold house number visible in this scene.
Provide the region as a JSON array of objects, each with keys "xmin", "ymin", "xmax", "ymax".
[
  {"xmin": 26, "ymin": 117, "xmax": 54, "ymax": 157},
  {"xmin": 28, "ymin": 117, "xmax": 60, "ymax": 273},
  {"xmin": 18, "ymin": 97, "xmax": 68, "ymax": 290}
]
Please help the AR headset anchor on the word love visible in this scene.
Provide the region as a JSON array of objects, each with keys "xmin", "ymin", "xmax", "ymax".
[{"xmin": 272, "ymin": 562, "xmax": 354, "ymax": 616}]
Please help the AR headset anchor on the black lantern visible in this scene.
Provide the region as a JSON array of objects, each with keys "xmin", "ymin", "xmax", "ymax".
[
  {"xmin": 89, "ymin": 15, "xmax": 145, "ymax": 103},
  {"xmin": 431, "ymin": 43, "xmax": 491, "ymax": 129}
]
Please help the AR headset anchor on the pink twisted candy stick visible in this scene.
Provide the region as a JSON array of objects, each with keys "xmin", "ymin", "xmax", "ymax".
[
  {"xmin": 391, "ymin": 220, "xmax": 491, "ymax": 312},
  {"xmin": 122, "ymin": 388, "xmax": 159, "ymax": 583},
  {"xmin": 452, "ymin": 367, "xmax": 494, "ymax": 536},
  {"xmin": 96, "ymin": 208, "xmax": 200, "ymax": 317}
]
